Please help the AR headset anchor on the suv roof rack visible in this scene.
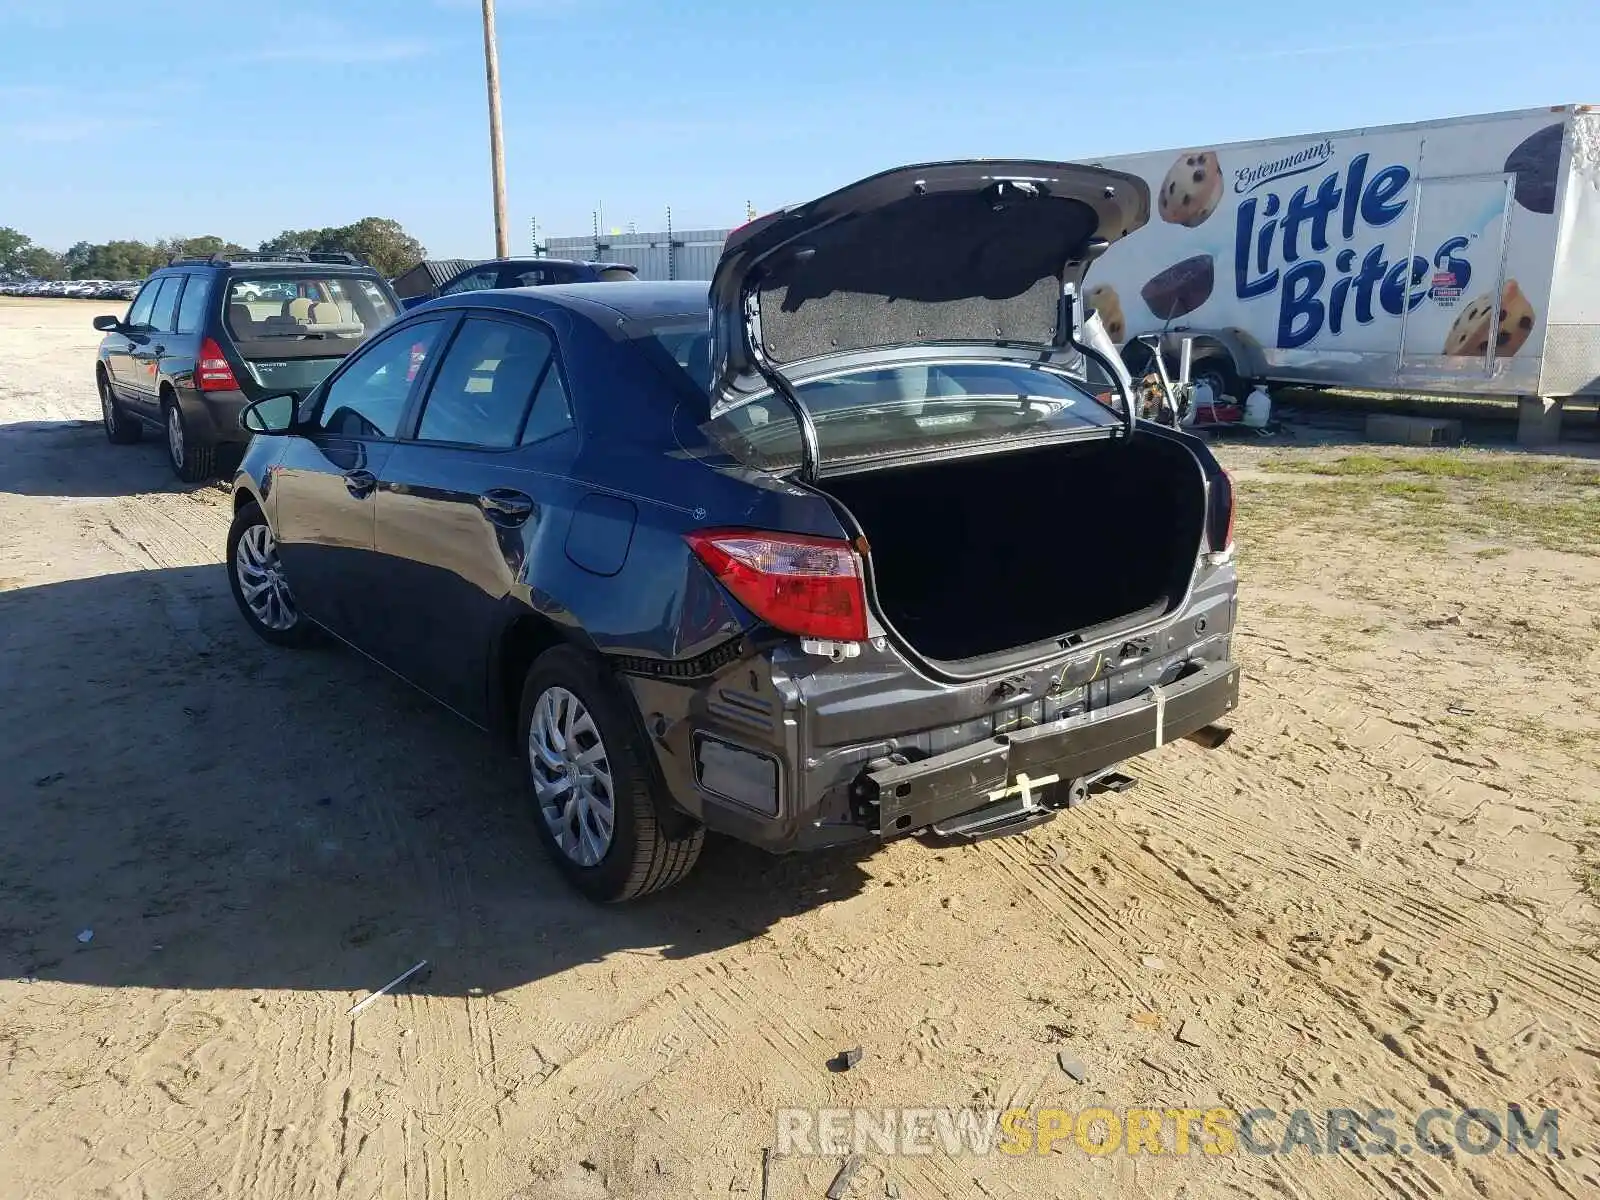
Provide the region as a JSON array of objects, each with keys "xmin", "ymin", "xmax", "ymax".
[{"xmin": 165, "ymin": 250, "xmax": 368, "ymax": 267}]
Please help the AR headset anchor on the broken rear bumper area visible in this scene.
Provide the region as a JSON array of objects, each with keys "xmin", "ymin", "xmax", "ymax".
[{"xmin": 858, "ymin": 660, "xmax": 1240, "ymax": 839}]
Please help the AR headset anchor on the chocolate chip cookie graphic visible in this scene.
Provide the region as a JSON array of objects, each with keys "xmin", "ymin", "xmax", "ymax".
[
  {"xmin": 1085, "ymin": 284, "xmax": 1126, "ymax": 343},
  {"xmin": 1503, "ymin": 123, "xmax": 1563, "ymax": 215},
  {"xmin": 1443, "ymin": 280, "xmax": 1537, "ymax": 357},
  {"xmin": 1157, "ymin": 150, "xmax": 1223, "ymax": 228},
  {"xmin": 1140, "ymin": 255, "xmax": 1215, "ymax": 322}
]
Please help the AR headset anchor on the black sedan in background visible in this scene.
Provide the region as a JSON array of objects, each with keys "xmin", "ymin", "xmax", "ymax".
[{"xmin": 229, "ymin": 161, "xmax": 1238, "ymax": 903}]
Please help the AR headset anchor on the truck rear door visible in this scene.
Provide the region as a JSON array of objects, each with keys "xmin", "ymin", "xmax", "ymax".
[{"xmin": 1398, "ymin": 174, "xmax": 1514, "ymax": 378}]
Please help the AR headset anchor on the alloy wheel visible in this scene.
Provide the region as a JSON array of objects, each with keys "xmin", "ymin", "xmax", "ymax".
[
  {"xmin": 233, "ymin": 522, "xmax": 298, "ymax": 631},
  {"xmin": 528, "ymin": 686, "xmax": 616, "ymax": 867},
  {"xmin": 99, "ymin": 378, "xmax": 114, "ymax": 434}
]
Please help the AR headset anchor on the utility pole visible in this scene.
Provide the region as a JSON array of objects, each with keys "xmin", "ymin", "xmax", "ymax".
[{"xmin": 480, "ymin": 0, "xmax": 510, "ymax": 258}]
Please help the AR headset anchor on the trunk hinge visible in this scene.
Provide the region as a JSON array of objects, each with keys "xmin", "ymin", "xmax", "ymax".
[{"xmin": 743, "ymin": 287, "xmax": 821, "ymax": 482}]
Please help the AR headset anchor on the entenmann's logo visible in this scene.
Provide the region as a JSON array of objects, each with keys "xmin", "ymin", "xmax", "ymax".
[{"xmin": 1234, "ymin": 139, "xmax": 1336, "ymax": 195}]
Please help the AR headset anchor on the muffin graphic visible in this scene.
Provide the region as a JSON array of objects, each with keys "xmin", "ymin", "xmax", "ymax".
[
  {"xmin": 1140, "ymin": 255, "xmax": 1215, "ymax": 321},
  {"xmin": 1443, "ymin": 280, "xmax": 1536, "ymax": 357},
  {"xmin": 1157, "ymin": 150, "xmax": 1223, "ymax": 228},
  {"xmin": 1085, "ymin": 284, "xmax": 1126, "ymax": 343}
]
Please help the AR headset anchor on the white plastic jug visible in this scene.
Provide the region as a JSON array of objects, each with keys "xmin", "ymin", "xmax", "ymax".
[{"xmin": 1243, "ymin": 385, "xmax": 1272, "ymax": 428}]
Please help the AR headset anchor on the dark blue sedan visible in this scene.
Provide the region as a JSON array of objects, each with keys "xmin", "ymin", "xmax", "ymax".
[{"xmin": 226, "ymin": 160, "xmax": 1241, "ymax": 902}]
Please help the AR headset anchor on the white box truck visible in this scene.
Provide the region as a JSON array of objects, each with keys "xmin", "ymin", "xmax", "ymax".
[{"xmin": 1076, "ymin": 104, "xmax": 1600, "ymax": 442}]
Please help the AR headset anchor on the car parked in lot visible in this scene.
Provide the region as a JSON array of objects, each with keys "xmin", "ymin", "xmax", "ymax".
[
  {"xmin": 93, "ymin": 251, "xmax": 402, "ymax": 481},
  {"xmin": 225, "ymin": 160, "xmax": 1241, "ymax": 902},
  {"xmin": 399, "ymin": 257, "xmax": 637, "ymax": 310}
]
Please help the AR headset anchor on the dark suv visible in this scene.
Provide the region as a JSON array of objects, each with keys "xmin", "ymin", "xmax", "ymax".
[
  {"xmin": 226, "ymin": 160, "xmax": 1241, "ymax": 903},
  {"xmin": 93, "ymin": 252, "xmax": 403, "ymax": 481},
  {"xmin": 400, "ymin": 258, "xmax": 638, "ymax": 310}
]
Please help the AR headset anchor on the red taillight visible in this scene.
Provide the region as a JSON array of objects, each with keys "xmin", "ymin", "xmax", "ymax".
[
  {"xmin": 1209, "ymin": 468, "xmax": 1235, "ymax": 553},
  {"xmin": 197, "ymin": 337, "xmax": 239, "ymax": 391},
  {"xmin": 686, "ymin": 530, "xmax": 868, "ymax": 641}
]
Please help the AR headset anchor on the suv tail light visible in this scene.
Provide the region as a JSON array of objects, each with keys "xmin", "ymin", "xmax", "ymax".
[
  {"xmin": 197, "ymin": 337, "xmax": 239, "ymax": 391},
  {"xmin": 1208, "ymin": 468, "xmax": 1235, "ymax": 555},
  {"xmin": 686, "ymin": 530, "xmax": 868, "ymax": 641}
]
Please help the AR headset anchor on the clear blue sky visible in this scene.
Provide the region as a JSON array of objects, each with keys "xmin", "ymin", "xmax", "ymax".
[{"xmin": 1, "ymin": 0, "xmax": 1593, "ymax": 258}]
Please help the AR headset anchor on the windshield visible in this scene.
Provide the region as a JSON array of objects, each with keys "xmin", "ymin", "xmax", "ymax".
[
  {"xmin": 225, "ymin": 274, "xmax": 396, "ymax": 344},
  {"xmin": 706, "ymin": 360, "xmax": 1119, "ymax": 471}
]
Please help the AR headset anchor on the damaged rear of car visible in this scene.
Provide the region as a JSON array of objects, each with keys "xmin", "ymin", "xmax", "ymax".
[{"xmin": 639, "ymin": 159, "xmax": 1240, "ymax": 853}]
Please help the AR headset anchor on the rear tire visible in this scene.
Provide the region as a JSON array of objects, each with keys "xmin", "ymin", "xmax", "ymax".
[
  {"xmin": 1192, "ymin": 355, "xmax": 1242, "ymax": 405},
  {"xmin": 165, "ymin": 396, "xmax": 217, "ymax": 483},
  {"xmin": 99, "ymin": 372, "xmax": 141, "ymax": 444},
  {"xmin": 518, "ymin": 645, "xmax": 703, "ymax": 902}
]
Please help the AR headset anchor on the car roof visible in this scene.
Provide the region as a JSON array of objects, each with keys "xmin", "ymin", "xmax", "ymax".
[{"xmin": 435, "ymin": 280, "xmax": 709, "ymax": 326}]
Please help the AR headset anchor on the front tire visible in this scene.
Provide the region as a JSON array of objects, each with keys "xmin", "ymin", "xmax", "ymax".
[
  {"xmin": 518, "ymin": 646, "xmax": 703, "ymax": 902},
  {"xmin": 99, "ymin": 372, "xmax": 141, "ymax": 444},
  {"xmin": 165, "ymin": 397, "xmax": 217, "ymax": 483},
  {"xmin": 227, "ymin": 502, "xmax": 314, "ymax": 647}
]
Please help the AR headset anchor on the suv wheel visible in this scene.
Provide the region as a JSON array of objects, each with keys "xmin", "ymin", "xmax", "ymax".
[
  {"xmin": 227, "ymin": 502, "xmax": 313, "ymax": 647},
  {"xmin": 518, "ymin": 646, "xmax": 704, "ymax": 902},
  {"xmin": 165, "ymin": 397, "xmax": 217, "ymax": 483},
  {"xmin": 99, "ymin": 372, "xmax": 140, "ymax": 444}
]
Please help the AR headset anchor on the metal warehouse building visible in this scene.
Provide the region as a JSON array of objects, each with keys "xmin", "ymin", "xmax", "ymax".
[{"xmin": 543, "ymin": 227, "xmax": 732, "ymax": 281}]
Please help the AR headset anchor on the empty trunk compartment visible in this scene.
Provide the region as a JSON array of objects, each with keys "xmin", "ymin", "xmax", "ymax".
[{"xmin": 819, "ymin": 435, "xmax": 1207, "ymax": 663}]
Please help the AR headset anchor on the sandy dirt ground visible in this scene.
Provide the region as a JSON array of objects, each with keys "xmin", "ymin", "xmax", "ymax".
[{"xmin": 1, "ymin": 298, "xmax": 1597, "ymax": 1199}]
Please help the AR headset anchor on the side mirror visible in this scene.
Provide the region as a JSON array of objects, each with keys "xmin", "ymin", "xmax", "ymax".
[
  {"xmin": 240, "ymin": 393, "xmax": 299, "ymax": 435},
  {"xmin": 93, "ymin": 315, "xmax": 121, "ymax": 332}
]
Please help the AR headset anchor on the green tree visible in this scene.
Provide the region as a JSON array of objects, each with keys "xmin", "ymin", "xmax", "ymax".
[
  {"xmin": 18, "ymin": 246, "xmax": 66, "ymax": 280},
  {"xmin": 0, "ymin": 226, "xmax": 32, "ymax": 274},
  {"xmin": 71, "ymin": 240, "xmax": 165, "ymax": 280},
  {"xmin": 259, "ymin": 227, "xmax": 331, "ymax": 257},
  {"xmin": 259, "ymin": 217, "xmax": 426, "ymax": 277},
  {"xmin": 159, "ymin": 234, "xmax": 249, "ymax": 262},
  {"xmin": 63, "ymin": 241, "xmax": 95, "ymax": 276},
  {"xmin": 332, "ymin": 217, "xmax": 426, "ymax": 278}
]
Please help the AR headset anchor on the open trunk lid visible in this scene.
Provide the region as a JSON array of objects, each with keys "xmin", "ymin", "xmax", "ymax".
[{"xmin": 708, "ymin": 159, "xmax": 1149, "ymax": 466}]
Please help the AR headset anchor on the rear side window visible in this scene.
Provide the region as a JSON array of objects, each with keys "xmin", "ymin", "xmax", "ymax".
[
  {"xmin": 415, "ymin": 317, "xmax": 570, "ymax": 448},
  {"xmin": 315, "ymin": 319, "xmax": 445, "ymax": 439},
  {"xmin": 175, "ymin": 276, "xmax": 210, "ymax": 335},
  {"xmin": 440, "ymin": 268, "xmax": 500, "ymax": 296},
  {"xmin": 148, "ymin": 277, "xmax": 181, "ymax": 333},
  {"xmin": 502, "ymin": 265, "xmax": 575, "ymax": 288}
]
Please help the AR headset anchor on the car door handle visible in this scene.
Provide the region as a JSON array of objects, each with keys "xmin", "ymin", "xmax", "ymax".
[
  {"xmin": 478, "ymin": 488, "xmax": 535, "ymax": 526},
  {"xmin": 343, "ymin": 469, "xmax": 378, "ymax": 498}
]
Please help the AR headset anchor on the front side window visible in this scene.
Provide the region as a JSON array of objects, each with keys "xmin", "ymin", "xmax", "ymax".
[
  {"xmin": 147, "ymin": 277, "xmax": 182, "ymax": 333},
  {"xmin": 125, "ymin": 279, "xmax": 161, "ymax": 329},
  {"xmin": 315, "ymin": 319, "xmax": 444, "ymax": 439},
  {"xmin": 415, "ymin": 317, "xmax": 571, "ymax": 448},
  {"xmin": 440, "ymin": 268, "xmax": 500, "ymax": 296},
  {"xmin": 175, "ymin": 275, "xmax": 210, "ymax": 334}
]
